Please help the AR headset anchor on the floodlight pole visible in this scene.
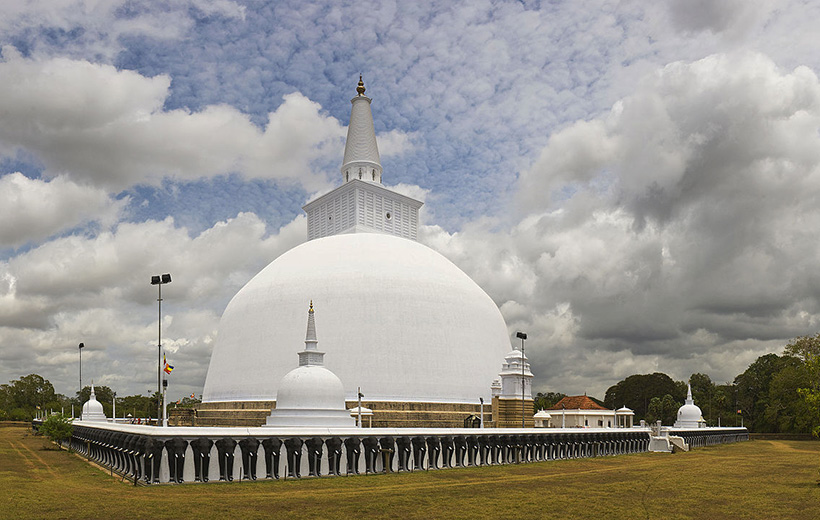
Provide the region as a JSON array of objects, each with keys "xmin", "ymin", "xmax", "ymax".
[
  {"xmin": 516, "ymin": 332, "xmax": 527, "ymax": 428},
  {"xmin": 151, "ymin": 274, "xmax": 171, "ymax": 425},
  {"xmin": 78, "ymin": 342, "xmax": 84, "ymax": 397}
]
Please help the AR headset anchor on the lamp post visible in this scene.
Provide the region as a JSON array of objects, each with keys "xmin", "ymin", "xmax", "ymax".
[
  {"xmin": 516, "ymin": 331, "xmax": 527, "ymax": 428},
  {"xmin": 162, "ymin": 379, "xmax": 168, "ymax": 427},
  {"xmin": 78, "ymin": 342, "xmax": 84, "ymax": 397},
  {"xmin": 151, "ymin": 273, "xmax": 171, "ymax": 424},
  {"xmin": 357, "ymin": 387, "xmax": 364, "ymax": 428}
]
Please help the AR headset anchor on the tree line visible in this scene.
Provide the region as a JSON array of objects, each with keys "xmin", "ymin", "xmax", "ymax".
[
  {"xmin": 535, "ymin": 334, "xmax": 820, "ymax": 434},
  {"xmin": 0, "ymin": 374, "xmax": 200, "ymax": 422}
]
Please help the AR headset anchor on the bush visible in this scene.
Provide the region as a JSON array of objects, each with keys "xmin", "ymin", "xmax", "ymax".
[{"xmin": 40, "ymin": 414, "xmax": 73, "ymax": 448}]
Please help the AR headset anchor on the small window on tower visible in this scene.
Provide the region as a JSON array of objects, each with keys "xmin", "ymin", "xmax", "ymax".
[
  {"xmin": 385, "ymin": 212, "xmax": 392, "ymax": 221},
  {"xmin": 346, "ymin": 171, "xmax": 349, "ymax": 182},
  {"xmin": 358, "ymin": 168, "xmax": 362, "ymax": 179},
  {"xmin": 372, "ymin": 169, "xmax": 375, "ymax": 180}
]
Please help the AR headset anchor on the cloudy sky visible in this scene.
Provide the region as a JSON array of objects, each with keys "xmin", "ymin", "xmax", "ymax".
[{"xmin": 1, "ymin": 0, "xmax": 819, "ymax": 402}]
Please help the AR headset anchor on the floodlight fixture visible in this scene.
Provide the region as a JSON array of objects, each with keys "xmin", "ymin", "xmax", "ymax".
[{"xmin": 78, "ymin": 342, "xmax": 84, "ymax": 397}]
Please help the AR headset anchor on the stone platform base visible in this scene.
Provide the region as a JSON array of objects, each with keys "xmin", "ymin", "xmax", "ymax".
[
  {"xmin": 171, "ymin": 400, "xmax": 493, "ymax": 428},
  {"xmin": 492, "ymin": 396, "xmax": 535, "ymax": 428}
]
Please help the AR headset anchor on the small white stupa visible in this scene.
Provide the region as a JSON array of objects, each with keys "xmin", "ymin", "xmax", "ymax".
[
  {"xmin": 263, "ymin": 302, "xmax": 355, "ymax": 428},
  {"xmin": 81, "ymin": 383, "xmax": 107, "ymax": 422},
  {"xmin": 674, "ymin": 384, "xmax": 705, "ymax": 428}
]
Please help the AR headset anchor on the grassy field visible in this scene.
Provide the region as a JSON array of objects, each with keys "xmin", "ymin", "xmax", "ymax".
[{"xmin": 2, "ymin": 423, "xmax": 819, "ymax": 520}]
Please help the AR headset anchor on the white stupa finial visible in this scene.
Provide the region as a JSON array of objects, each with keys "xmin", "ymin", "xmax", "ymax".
[
  {"xmin": 341, "ymin": 75, "xmax": 383, "ymax": 184},
  {"xmin": 299, "ymin": 301, "xmax": 324, "ymax": 366},
  {"xmin": 305, "ymin": 300, "xmax": 317, "ymax": 348},
  {"xmin": 90, "ymin": 381, "xmax": 96, "ymax": 398},
  {"xmin": 686, "ymin": 383, "xmax": 693, "ymax": 404}
]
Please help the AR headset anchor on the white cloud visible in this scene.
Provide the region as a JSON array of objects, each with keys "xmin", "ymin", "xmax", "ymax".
[
  {"xmin": 2, "ymin": 1, "xmax": 820, "ymax": 403},
  {"xmin": 0, "ymin": 173, "xmax": 125, "ymax": 248},
  {"xmin": 0, "ymin": 211, "xmax": 306, "ymax": 396},
  {"xmin": 0, "ymin": 53, "xmax": 406, "ymax": 192},
  {"xmin": 416, "ymin": 52, "xmax": 820, "ymax": 396},
  {"xmin": 0, "ymin": 1, "xmax": 245, "ymax": 60}
]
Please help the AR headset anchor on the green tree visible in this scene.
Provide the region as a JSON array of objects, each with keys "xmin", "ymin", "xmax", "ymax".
[
  {"xmin": 784, "ymin": 333, "xmax": 820, "ymax": 362},
  {"xmin": 119, "ymin": 394, "xmax": 159, "ymax": 419},
  {"xmin": 645, "ymin": 394, "xmax": 680, "ymax": 425},
  {"xmin": 533, "ymin": 392, "xmax": 566, "ymax": 412},
  {"xmin": 764, "ymin": 363, "xmax": 815, "ymax": 434},
  {"xmin": 787, "ymin": 334, "xmax": 820, "ymax": 437},
  {"xmin": 689, "ymin": 373, "xmax": 716, "ymax": 424},
  {"xmin": 0, "ymin": 374, "xmax": 57, "ymax": 421},
  {"xmin": 39, "ymin": 414, "xmax": 74, "ymax": 448},
  {"xmin": 734, "ymin": 353, "xmax": 798, "ymax": 432},
  {"xmin": 604, "ymin": 373, "xmax": 684, "ymax": 421}
]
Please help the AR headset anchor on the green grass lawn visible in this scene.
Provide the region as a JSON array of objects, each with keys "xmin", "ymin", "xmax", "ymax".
[{"xmin": 2, "ymin": 423, "xmax": 819, "ymax": 520}]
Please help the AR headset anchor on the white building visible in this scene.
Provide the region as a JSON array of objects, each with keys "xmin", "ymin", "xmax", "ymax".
[
  {"xmin": 201, "ymin": 78, "xmax": 515, "ymax": 426},
  {"xmin": 544, "ymin": 395, "xmax": 633, "ymax": 429}
]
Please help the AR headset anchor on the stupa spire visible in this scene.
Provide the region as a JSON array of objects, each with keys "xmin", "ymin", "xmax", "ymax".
[
  {"xmin": 341, "ymin": 75, "xmax": 382, "ymax": 184},
  {"xmin": 298, "ymin": 301, "xmax": 324, "ymax": 366}
]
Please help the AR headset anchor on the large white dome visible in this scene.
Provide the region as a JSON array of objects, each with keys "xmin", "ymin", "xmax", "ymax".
[{"xmin": 202, "ymin": 232, "xmax": 513, "ymax": 404}]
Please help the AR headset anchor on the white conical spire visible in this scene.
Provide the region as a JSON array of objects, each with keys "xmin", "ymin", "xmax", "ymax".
[
  {"xmin": 90, "ymin": 382, "xmax": 96, "ymax": 399},
  {"xmin": 341, "ymin": 75, "xmax": 383, "ymax": 184},
  {"xmin": 298, "ymin": 301, "xmax": 325, "ymax": 366},
  {"xmin": 686, "ymin": 383, "xmax": 694, "ymax": 404}
]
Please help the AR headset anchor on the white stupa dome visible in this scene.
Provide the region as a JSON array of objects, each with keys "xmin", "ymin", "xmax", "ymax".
[
  {"xmin": 203, "ymin": 232, "xmax": 512, "ymax": 405},
  {"xmin": 81, "ymin": 384, "xmax": 107, "ymax": 422},
  {"xmin": 203, "ymin": 78, "xmax": 515, "ymax": 413},
  {"xmin": 674, "ymin": 384, "xmax": 704, "ymax": 428},
  {"xmin": 276, "ymin": 365, "xmax": 346, "ymax": 410}
]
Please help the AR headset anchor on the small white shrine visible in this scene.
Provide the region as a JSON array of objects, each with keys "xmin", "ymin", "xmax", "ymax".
[
  {"xmin": 263, "ymin": 302, "xmax": 355, "ymax": 428},
  {"xmin": 674, "ymin": 384, "xmax": 705, "ymax": 428},
  {"xmin": 80, "ymin": 383, "xmax": 107, "ymax": 422}
]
